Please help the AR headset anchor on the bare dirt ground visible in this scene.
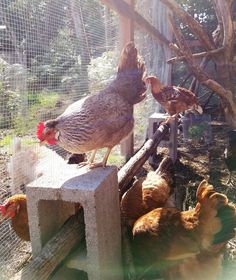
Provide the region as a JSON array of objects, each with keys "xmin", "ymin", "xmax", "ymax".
[{"xmin": 0, "ymin": 121, "xmax": 236, "ymax": 279}]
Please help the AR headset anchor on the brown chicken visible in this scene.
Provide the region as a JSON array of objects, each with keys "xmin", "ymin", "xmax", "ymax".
[
  {"xmin": 37, "ymin": 42, "xmax": 147, "ymax": 168},
  {"xmin": 131, "ymin": 180, "xmax": 236, "ymax": 279},
  {"xmin": 121, "ymin": 156, "xmax": 175, "ymax": 227},
  {"xmin": 145, "ymin": 76, "xmax": 202, "ymax": 116},
  {"xmin": 0, "ymin": 194, "xmax": 29, "ymax": 241}
]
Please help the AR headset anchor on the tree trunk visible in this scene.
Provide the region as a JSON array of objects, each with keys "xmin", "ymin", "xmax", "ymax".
[{"xmin": 160, "ymin": 0, "xmax": 236, "ymax": 128}]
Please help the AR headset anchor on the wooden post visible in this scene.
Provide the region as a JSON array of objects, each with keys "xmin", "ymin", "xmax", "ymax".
[
  {"xmin": 119, "ymin": 0, "xmax": 134, "ymax": 161},
  {"xmin": 169, "ymin": 116, "xmax": 178, "ymax": 163}
]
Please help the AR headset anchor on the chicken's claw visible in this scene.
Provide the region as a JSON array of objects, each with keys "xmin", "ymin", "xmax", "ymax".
[
  {"xmin": 160, "ymin": 115, "xmax": 177, "ymax": 126},
  {"xmin": 88, "ymin": 162, "xmax": 106, "ymax": 169},
  {"xmin": 77, "ymin": 161, "xmax": 106, "ymax": 169}
]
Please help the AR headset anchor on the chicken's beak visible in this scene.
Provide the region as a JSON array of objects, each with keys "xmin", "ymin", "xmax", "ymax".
[{"xmin": 39, "ymin": 140, "xmax": 47, "ymax": 146}]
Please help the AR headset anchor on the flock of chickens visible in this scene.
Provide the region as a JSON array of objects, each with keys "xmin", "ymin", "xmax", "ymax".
[{"xmin": 1, "ymin": 42, "xmax": 236, "ymax": 279}]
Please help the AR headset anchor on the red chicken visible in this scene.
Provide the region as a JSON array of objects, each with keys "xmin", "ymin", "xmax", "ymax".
[
  {"xmin": 0, "ymin": 194, "xmax": 29, "ymax": 241},
  {"xmin": 121, "ymin": 156, "xmax": 175, "ymax": 227},
  {"xmin": 37, "ymin": 42, "xmax": 147, "ymax": 168},
  {"xmin": 145, "ymin": 76, "xmax": 202, "ymax": 116},
  {"xmin": 131, "ymin": 179, "xmax": 236, "ymax": 279}
]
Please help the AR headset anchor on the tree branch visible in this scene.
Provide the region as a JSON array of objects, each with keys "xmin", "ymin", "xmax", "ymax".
[
  {"xmin": 213, "ymin": 0, "xmax": 234, "ymax": 60},
  {"xmin": 168, "ymin": 14, "xmax": 234, "ymax": 103},
  {"xmin": 167, "ymin": 47, "xmax": 225, "ymax": 64},
  {"xmin": 159, "ymin": 0, "xmax": 215, "ymax": 50}
]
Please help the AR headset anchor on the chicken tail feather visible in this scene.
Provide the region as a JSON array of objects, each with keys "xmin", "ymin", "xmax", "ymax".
[
  {"xmin": 118, "ymin": 41, "xmax": 145, "ymax": 75},
  {"xmin": 196, "ymin": 180, "xmax": 236, "ymax": 247},
  {"xmin": 154, "ymin": 156, "xmax": 175, "ymax": 188},
  {"xmin": 155, "ymin": 156, "xmax": 174, "ymax": 176},
  {"xmin": 213, "ymin": 203, "xmax": 236, "ymax": 244}
]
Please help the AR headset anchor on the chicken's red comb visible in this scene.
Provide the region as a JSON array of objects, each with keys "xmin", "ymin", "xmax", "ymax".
[
  {"xmin": 37, "ymin": 122, "xmax": 45, "ymax": 140},
  {"xmin": 0, "ymin": 203, "xmax": 7, "ymax": 215}
]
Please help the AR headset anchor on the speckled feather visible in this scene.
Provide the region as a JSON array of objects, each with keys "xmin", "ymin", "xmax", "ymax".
[
  {"xmin": 154, "ymin": 86, "xmax": 200, "ymax": 115},
  {"xmin": 42, "ymin": 42, "xmax": 146, "ymax": 155}
]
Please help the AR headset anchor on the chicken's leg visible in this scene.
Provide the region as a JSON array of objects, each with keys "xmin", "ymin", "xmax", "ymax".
[
  {"xmin": 78, "ymin": 149, "xmax": 97, "ymax": 168},
  {"xmin": 226, "ymin": 171, "xmax": 233, "ymax": 185},
  {"xmin": 89, "ymin": 147, "xmax": 112, "ymax": 169}
]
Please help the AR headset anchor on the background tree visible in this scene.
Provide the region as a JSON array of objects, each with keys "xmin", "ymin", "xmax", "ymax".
[{"xmin": 160, "ymin": 0, "xmax": 236, "ymax": 127}]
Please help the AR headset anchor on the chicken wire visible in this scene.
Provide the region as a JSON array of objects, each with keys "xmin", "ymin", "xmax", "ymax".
[
  {"xmin": 0, "ymin": 0, "xmax": 169, "ymax": 278},
  {"xmin": 0, "ymin": 0, "xmax": 119, "ymax": 278}
]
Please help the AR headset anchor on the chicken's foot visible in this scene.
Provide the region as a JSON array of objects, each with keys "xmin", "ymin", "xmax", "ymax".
[
  {"xmin": 77, "ymin": 149, "xmax": 97, "ymax": 168},
  {"xmin": 89, "ymin": 147, "xmax": 112, "ymax": 169}
]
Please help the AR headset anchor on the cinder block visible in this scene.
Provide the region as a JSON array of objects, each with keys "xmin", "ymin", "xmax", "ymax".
[
  {"xmin": 148, "ymin": 112, "xmax": 169, "ymax": 147},
  {"xmin": 26, "ymin": 161, "xmax": 122, "ymax": 280}
]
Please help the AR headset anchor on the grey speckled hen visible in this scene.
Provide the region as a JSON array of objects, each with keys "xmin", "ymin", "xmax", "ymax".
[{"xmin": 37, "ymin": 42, "xmax": 147, "ymax": 168}]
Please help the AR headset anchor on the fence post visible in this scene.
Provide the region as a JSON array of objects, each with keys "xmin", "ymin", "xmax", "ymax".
[{"xmin": 119, "ymin": 0, "xmax": 134, "ymax": 161}]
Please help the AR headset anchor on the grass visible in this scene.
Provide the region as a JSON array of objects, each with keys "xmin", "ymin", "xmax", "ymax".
[
  {"xmin": 13, "ymin": 91, "xmax": 60, "ymax": 136},
  {"xmin": 0, "ymin": 135, "xmax": 12, "ymax": 147},
  {"xmin": 0, "ymin": 91, "xmax": 60, "ymax": 148}
]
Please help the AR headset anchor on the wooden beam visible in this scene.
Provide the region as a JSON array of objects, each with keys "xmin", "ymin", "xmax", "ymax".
[
  {"xmin": 100, "ymin": 0, "xmax": 170, "ymax": 46},
  {"xmin": 119, "ymin": 122, "xmax": 170, "ymax": 197},
  {"xmin": 119, "ymin": 0, "xmax": 134, "ymax": 44},
  {"xmin": 12, "ymin": 211, "xmax": 85, "ymax": 280},
  {"xmin": 119, "ymin": 0, "xmax": 134, "ymax": 161}
]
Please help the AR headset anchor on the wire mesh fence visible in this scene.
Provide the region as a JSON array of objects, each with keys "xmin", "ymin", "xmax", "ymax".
[
  {"xmin": 1, "ymin": 0, "xmax": 236, "ymax": 279},
  {"xmin": 0, "ymin": 0, "xmax": 119, "ymax": 278},
  {"xmin": 0, "ymin": 0, "xmax": 168, "ymax": 278}
]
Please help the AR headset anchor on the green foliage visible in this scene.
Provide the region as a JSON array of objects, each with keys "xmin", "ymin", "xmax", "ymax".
[
  {"xmin": 176, "ymin": 0, "xmax": 217, "ymax": 39},
  {"xmin": 13, "ymin": 91, "xmax": 59, "ymax": 135},
  {"xmin": 88, "ymin": 51, "xmax": 117, "ymax": 91},
  {"xmin": 188, "ymin": 123, "xmax": 208, "ymax": 139},
  {"xmin": 0, "ymin": 134, "xmax": 12, "ymax": 147},
  {"xmin": 0, "ymin": 63, "xmax": 22, "ymax": 129}
]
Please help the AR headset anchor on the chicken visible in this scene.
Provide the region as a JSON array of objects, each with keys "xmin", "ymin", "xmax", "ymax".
[
  {"xmin": 37, "ymin": 42, "xmax": 147, "ymax": 168},
  {"xmin": 131, "ymin": 179, "xmax": 236, "ymax": 279},
  {"xmin": 224, "ymin": 130, "xmax": 236, "ymax": 185},
  {"xmin": 121, "ymin": 156, "xmax": 175, "ymax": 227},
  {"xmin": 0, "ymin": 194, "xmax": 29, "ymax": 241},
  {"xmin": 145, "ymin": 76, "xmax": 202, "ymax": 116},
  {"xmin": 8, "ymin": 137, "xmax": 70, "ymax": 194},
  {"xmin": 0, "ymin": 194, "xmax": 85, "ymax": 277}
]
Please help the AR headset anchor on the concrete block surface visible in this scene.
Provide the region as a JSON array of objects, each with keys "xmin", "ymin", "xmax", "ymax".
[{"xmin": 26, "ymin": 160, "xmax": 122, "ymax": 280}]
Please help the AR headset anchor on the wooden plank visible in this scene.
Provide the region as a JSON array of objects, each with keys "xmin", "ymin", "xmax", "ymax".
[
  {"xmin": 100, "ymin": 0, "xmax": 170, "ymax": 46},
  {"xmin": 119, "ymin": 122, "xmax": 170, "ymax": 197},
  {"xmin": 11, "ymin": 211, "xmax": 85, "ymax": 280}
]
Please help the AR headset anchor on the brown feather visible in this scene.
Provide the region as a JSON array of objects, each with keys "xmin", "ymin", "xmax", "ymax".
[{"xmin": 132, "ymin": 180, "xmax": 236, "ymax": 278}]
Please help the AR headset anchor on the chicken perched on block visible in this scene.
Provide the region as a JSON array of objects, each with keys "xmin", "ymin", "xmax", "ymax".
[
  {"xmin": 121, "ymin": 156, "xmax": 175, "ymax": 227},
  {"xmin": 145, "ymin": 76, "xmax": 202, "ymax": 116},
  {"xmin": 224, "ymin": 130, "xmax": 236, "ymax": 185},
  {"xmin": 132, "ymin": 180, "xmax": 236, "ymax": 279},
  {"xmin": 0, "ymin": 194, "xmax": 29, "ymax": 241},
  {"xmin": 37, "ymin": 42, "xmax": 147, "ymax": 168}
]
